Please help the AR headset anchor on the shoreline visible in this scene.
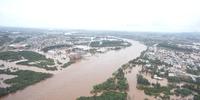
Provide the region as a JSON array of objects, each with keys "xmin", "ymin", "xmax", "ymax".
[{"xmin": 1, "ymin": 39, "xmax": 147, "ymax": 100}]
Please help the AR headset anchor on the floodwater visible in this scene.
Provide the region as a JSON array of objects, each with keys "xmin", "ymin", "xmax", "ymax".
[
  {"xmin": 126, "ymin": 66, "xmax": 155, "ymax": 100},
  {"xmin": 0, "ymin": 74, "xmax": 17, "ymax": 88},
  {"xmin": 0, "ymin": 60, "xmax": 54, "ymax": 74},
  {"xmin": 1, "ymin": 39, "xmax": 146, "ymax": 100}
]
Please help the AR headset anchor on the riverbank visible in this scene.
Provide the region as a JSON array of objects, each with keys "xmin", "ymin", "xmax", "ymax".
[{"xmin": 1, "ymin": 39, "xmax": 146, "ymax": 100}]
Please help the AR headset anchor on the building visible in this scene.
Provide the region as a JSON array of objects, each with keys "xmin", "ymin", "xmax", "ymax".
[
  {"xmin": 69, "ymin": 53, "xmax": 81, "ymax": 62},
  {"xmin": 9, "ymin": 44, "xmax": 28, "ymax": 49},
  {"xmin": 153, "ymin": 75, "xmax": 163, "ymax": 80}
]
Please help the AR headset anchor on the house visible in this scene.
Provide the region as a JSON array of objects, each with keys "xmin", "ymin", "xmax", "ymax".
[
  {"xmin": 168, "ymin": 73, "xmax": 175, "ymax": 77},
  {"xmin": 153, "ymin": 75, "xmax": 163, "ymax": 80}
]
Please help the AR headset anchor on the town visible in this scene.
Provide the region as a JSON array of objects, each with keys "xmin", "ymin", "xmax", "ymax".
[
  {"xmin": 123, "ymin": 33, "xmax": 200, "ymax": 100},
  {"xmin": 0, "ymin": 27, "xmax": 200, "ymax": 100},
  {"xmin": 0, "ymin": 28, "xmax": 131, "ymax": 97}
]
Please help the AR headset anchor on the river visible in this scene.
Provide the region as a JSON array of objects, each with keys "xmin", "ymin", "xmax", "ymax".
[{"xmin": 1, "ymin": 39, "xmax": 146, "ymax": 100}]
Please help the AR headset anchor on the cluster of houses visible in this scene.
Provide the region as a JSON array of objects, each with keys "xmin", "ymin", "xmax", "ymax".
[{"xmin": 144, "ymin": 45, "xmax": 200, "ymax": 82}]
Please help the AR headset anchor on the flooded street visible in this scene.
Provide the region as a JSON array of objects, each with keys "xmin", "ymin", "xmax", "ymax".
[{"xmin": 1, "ymin": 39, "xmax": 146, "ymax": 100}]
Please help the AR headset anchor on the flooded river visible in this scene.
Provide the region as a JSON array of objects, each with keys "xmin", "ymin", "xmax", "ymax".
[{"xmin": 1, "ymin": 39, "xmax": 146, "ymax": 100}]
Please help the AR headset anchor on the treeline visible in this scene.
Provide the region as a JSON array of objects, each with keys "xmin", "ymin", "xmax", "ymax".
[
  {"xmin": 61, "ymin": 61, "xmax": 74, "ymax": 68},
  {"xmin": 16, "ymin": 59, "xmax": 56, "ymax": 71},
  {"xmin": 167, "ymin": 76, "xmax": 195, "ymax": 84},
  {"xmin": 0, "ymin": 70, "xmax": 52, "ymax": 97},
  {"xmin": 20, "ymin": 51, "xmax": 55, "ymax": 70},
  {"xmin": 92, "ymin": 68, "xmax": 128, "ymax": 93},
  {"xmin": 0, "ymin": 51, "xmax": 56, "ymax": 70},
  {"xmin": 0, "ymin": 51, "xmax": 48, "ymax": 61},
  {"xmin": 0, "ymin": 35, "xmax": 12, "ymax": 46},
  {"xmin": 174, "ymin": 88, "xmax": 192, "ymax": 97},
  {"xmin": 158, "ymin": 43, "xmax": 193, "ymax": 52},
  {"xmin": 0, "ymin": 51, "xmax": 22, "ymax": 61},
  {"xmin": 77, "ymin": 68, "xmax": 128, "ymax": 100},
  {"xmin": 186, "ymin": 68, "xmax": 200, "ymax": 76},
  {"xmin": 90, "ymin": 40, "xmax": 131, "ymax": 47},
  {"xmin": 136, "ymin": 74, "xmax": 172, "ymax": 98},
  {"xmin": 11, "ymin": 37, "xmax": 27, "ymax": 43},
  {"xmin": 77, "ymin": 91, "xmax": 127, "ymax": 100},
  {"xmin": 137, "ymin": 82, "xmax": 172, "ymax": 98},
  {"xmin": 41, "ymin": 44, "xmax": 72, "ymax": 52},
  {"xmin": 137, "ymin": 74, "xmax": 150, "ymax": 85}
]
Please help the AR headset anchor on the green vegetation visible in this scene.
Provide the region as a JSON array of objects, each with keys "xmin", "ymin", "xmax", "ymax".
[
  {"xmin": 158, "ymin": 43, "xmax": 193, "ymax": 52},
  {"xmin": 137, "ymin": 74, "xmax": 150, "ymax": 85},
  {"xmin": 0, "ymin": 35, "xmax": 12, "ymax": 46},
  {"xmin": 92, "ymin": 68, "xmax": 128, "ymax": 93},
  {"xmin": 186, "ymin": 68, "xmax": 200, "ymax": 75},
  {"xmin": 129, "ymin": 50, "xmax": 171, "ymax": 69},
  {"xmin": 114, "ymin": 68, "xmax": 129, "ymax": 91},
  {"xmin": 137, "ymin": 83, "xmax": 172, "ymax": 96},
  {"xmin": 166, "ymin": 75, "xmax": 194, "ymax": 85},
  {"xmin": 16, "ymin": 59, "xmax": 56, "ymax": 70},
  {"xmin": 16, "ymin": 51, "xmax": 55, "ymax": 70},
  {"xmin": 41, "ymin": 44, "xmax": 72, "ymax": 52},
  {"xmin": 19, "ymin": 51, "xmax": 50, "ymax": 61},
  {"xmin": 77, "ymin": 91, "xmax": 127, "ymax": 100},
  {"xmin": 167, "ymin": 76, "xmax": 181, "ymax": 83},
  {"xmin": 0, "ymin": 51, "xmax": 56, "ymax": 70},
  {"xmin": 61, "ymin": 61, "xmax": 74, "ymax": 68},
  {"xmin": 182, "ymin": 84, "xmax": 200, "ymax": 94},
  {"xmin": 0, "ymin": 51, "xmax": 48, "ymax": 61},
  {"xmin": 194, "ymin": 94, "xmax": 200, "ymax": 100},
  {"xmin": 0, "ymin": 70, "xmax": 52, "ymax": 97},
  {"xmin": 12, "ymin": 37, "xmax": 27, "ymax": 43},
  {"xmin": 92, "ymin": 78, "xmax": 116, "ymax": 92},
  {"xmin": 0, "ymin": 51, "xmax": 22, "ymax": 61},
  {"xmin": 0, "ymin": 88, "xmax": 8, "ymax": 96},
  {"xmin": 57, "ymin": 60, "xmax": 62, "ymax": 65},
  {"xmin": 77, "ymin": 68, "xmax": 128, "ymax": 100},
  {"xmin": 174, "ymin": 88, "xmax": 192, "ymax": 97},
  {"xmin": 129, "ymin": 50, "xmax": 176, "ymax": 98},
  {"xmin": 90, "ymin": 40, "xmax": 130, "ymax": 47}
]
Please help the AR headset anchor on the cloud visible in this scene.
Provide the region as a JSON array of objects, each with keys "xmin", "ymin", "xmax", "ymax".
[{"xmin": 0, "ymin": 0, "xmax": 200, "ymax": 32}]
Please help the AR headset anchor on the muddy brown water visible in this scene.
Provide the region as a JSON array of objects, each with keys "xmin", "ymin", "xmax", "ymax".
[{"xmin": 1, "ymin": 39, "xmax": 146, "ymax": 100}]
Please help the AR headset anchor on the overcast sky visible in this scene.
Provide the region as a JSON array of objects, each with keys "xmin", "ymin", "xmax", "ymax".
[{"xmin": 0, "ymin": 0, "xmax": 200, "ymax": 32}]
